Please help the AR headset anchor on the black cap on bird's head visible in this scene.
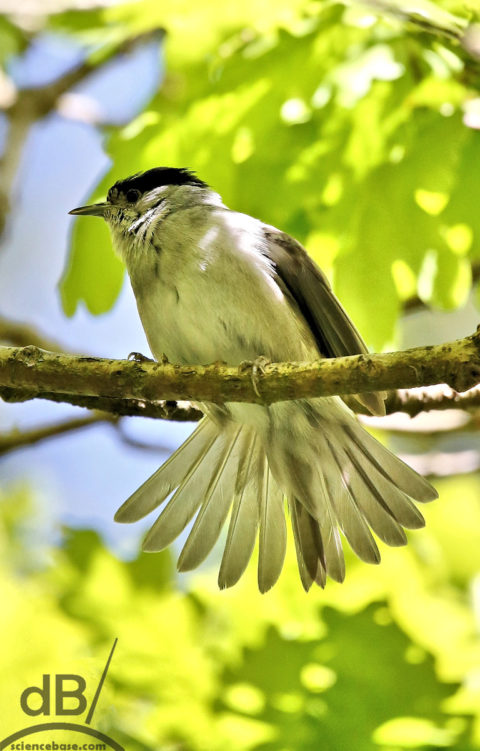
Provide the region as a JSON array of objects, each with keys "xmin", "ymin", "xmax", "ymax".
[
  {"xmin": 110, "ymin": 167, "xmax": 207, "ymax": 197},
  {"xmin": 69, "ymin": 167, "xmax": 207, "ymax": 217}
]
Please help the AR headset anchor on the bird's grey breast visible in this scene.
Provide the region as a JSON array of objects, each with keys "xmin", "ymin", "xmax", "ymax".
[
  {"xmin": 127, "ymin": 205, "xmax": 237, "ymax": 364},
  {"xmin": 126, "ymin": 204, "xmax": 318, "ymax": 367}
]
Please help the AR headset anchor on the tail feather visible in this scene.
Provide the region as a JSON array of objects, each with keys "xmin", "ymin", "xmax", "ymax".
[
  {"xmin": 142, "ymin": 428, "xmax": 230, "ymax": 552},
  {"xmin": 346, "ymin": 438, "xmax": 426, "ymax": 530},
  {"xmin": 115, "ymin": 418, "xmax": 215, "ymax": 523},
  {"xmin": 268, "ymin": 443, "xmax": 345, "ymax": 583},
  {"xmin": 177, "ymin": 427, "xmax": 244, "ymax": 571},
  {"xmin": 289, "ymin": 498, "xmax": 326, "ymax": 591},
  {"xmin": 321, "ymin": 523, "xmax": 346, "ymax": 583},
  {"xmin": 318, "ymin": 438, "xmax": 381, "ymax": 565},
  {"xmin": 258, "ymin": 459, "xmax": 287, "ymax": 593},
  {"xmin": 345, "ymin": 445, "xmax": 408, "ymax": 547},
  {"xmin": 279, "ymin": 450, "xmax": 320, "ymax": 521},
  {"xmin": 327, "ymin": 472, "xmax": 382, "ymax": 564},
  {"xmin": 344, "ymin": 423, "xmax": 438, "ymax": 502},
  {"xmin": 218, "ymin": 433, "xmax": 261, "ymax": 589},
  {"xmin": 326, "ymin": 435, "xmax": 407, "ymax": 547}
]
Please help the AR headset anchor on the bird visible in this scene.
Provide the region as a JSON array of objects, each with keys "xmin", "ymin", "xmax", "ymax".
[{"xmin": 69, "ymin": 166, "xmax": 438, "ymax": 593}]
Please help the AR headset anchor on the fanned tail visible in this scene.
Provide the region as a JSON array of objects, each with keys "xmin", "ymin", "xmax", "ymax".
[
  {"xmin": 115, "ymin": 399, "xmax": 437, "ymax": 592},
  {"xmin": 118, "ymin": 418, "xmax": 286, "ymax": 591},
  {"xmin": 267, "ymin": 400, "xmax": 437, "ymax": 591}
]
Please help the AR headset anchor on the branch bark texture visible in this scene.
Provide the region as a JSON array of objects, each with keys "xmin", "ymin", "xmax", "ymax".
[{"xmin": 1, "ymin": 331, "xmax": 480, "ymax": 414}]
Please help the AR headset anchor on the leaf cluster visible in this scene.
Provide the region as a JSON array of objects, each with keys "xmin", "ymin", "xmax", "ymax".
[
  {"xmin": 49, "ymin": 0, "xmax": 480, "ymax": 349},
  {"xmin": 0, "ymin": 476, "xmax": 479, "ymax": 750}
]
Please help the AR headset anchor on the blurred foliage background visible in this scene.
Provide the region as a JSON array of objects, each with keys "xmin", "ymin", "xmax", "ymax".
[{"xmin": 1, "ymin": 0, "xmax": 480, "ymax": 749}]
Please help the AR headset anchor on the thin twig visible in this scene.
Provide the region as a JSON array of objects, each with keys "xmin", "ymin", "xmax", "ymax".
[
  {"xmin": 347, "ymin": 0, "xmax": 480, "ymax": 60},
  {"xmin": 403, "ymin": 262, "xmax": 480, "ymax": 315},
  {"xmin": 0, "ymin": 315, "xmax": 67, "ymax": 352},
  {"xmin": 0, "ymin": 412, "xmax": 118, "ymax": 456},
  {"xmin": 0, "ymin": 29, "xmax": 163, "ymax": 235}
]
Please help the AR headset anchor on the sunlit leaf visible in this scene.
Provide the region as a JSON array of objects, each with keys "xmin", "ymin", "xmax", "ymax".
[{"xmin": 60, "ymin": 202, "xmax": 125, "ymax": 316}]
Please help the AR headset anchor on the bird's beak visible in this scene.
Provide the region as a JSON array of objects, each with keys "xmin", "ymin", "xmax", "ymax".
[{"xmin": 69, "ymin": 202, "xmax": 109, "ymax": 217}]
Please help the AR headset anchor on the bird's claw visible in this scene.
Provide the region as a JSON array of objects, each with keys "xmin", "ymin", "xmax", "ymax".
[
  {"xmin": 239, "ymin": 356, "xmax": 270, "ymax": 398},
  {"xmin": 128, "ymin": 351, "xmax": 154, "ymax": 363}
]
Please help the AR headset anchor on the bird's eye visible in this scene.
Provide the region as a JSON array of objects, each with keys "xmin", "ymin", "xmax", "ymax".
[{"xmin": 126, "ymin": 189, "xmax": 141, "ymax": 203}]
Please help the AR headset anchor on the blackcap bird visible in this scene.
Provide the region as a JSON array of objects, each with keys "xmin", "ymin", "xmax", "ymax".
[{"xmin": 70, "ymin": 167, "xmax": 437, "ymax": 592}]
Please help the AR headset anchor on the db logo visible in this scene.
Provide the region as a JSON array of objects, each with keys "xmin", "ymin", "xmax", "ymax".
[
  {"xmin": 0, "ymin": 639, "xmax": 123, "ymax": 751},
  {"xmin": 21, "ymin": 675, "xmax": 88, "ymax": 717}
]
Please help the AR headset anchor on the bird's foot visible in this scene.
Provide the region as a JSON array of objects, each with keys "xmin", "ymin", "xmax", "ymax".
[
  {"xmin": 128, "ymin": 351, "xmax": 155, "ymax": 363},
  {"xmin": 239, "ymin": 356, "xmax": 270, "ymax": 398}
]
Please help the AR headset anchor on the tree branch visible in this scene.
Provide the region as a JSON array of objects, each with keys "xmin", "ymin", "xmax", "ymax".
[
  {"xmin": 351, "ymin": 0, "xmax": 480, "ymax": 61},
  {"xmin": 0, "ymin": 316, "xmax": 203, "ymax": 420},
  {"xmin": 0, "ymin": 315, "xmax": 67, "ymax": 352},
  {"xmin": 0, "ymin": 29, "xmax": 163, "ymax": 235},
  {"xmin": 0, "ymin": 387, "xmax": 204, "ymax": 421},
  {"xmin": 0, "ymin": 412, "xmax": 118, "ymax": 456},
  {"xmin": 383, "ymin": 384, "xmax": 480, "ymax": 416},
  {"xmin": 4, "ymin": 383, "xmax": 480, "ymax": 422},
  {"xmin": 403, "ymin": 262, "xmax": 480, "ymax": 315},
  {"xmin": 1, "ymin": 331, "xmax": 480, "ymax": 414},
  {"xmin": 3, "ymin": 316, "xmax": 477, "ymax": 420}
]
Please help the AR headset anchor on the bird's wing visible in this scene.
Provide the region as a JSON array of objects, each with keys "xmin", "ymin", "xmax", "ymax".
[{"xmin": 262, "ymin": 227, "xmax": 385, "ymax": 416}]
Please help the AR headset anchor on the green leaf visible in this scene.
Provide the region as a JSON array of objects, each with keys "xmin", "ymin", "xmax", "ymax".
[
  {"xmin": 216, "ymin": 605, "xmax": 468, "ymax": 751},
  {"xmin": 60, "ymin": 189, "xmax": 125, "ymax": 317},
  {"xmin": 58, "ymin": 0, "xmax": 479, "ymax": 345},
  {"xmin": 0, "ymin": 16, "xmax": 29, "ymax": 67}
]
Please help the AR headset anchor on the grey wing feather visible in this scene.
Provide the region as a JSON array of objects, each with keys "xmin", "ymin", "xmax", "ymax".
[{"xmin": 262, "ymin": 228, "xmax": 385, "ymax": 416}]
